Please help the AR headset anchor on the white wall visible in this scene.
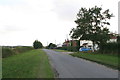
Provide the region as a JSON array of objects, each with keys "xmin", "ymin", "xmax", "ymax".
[
  {"xmin": 80, "ymin": 40, "xmax": 93, "ymax": 46},
  {"xmin": 80, "ymin": 40, "xmax": 99, "ymax": 50}
]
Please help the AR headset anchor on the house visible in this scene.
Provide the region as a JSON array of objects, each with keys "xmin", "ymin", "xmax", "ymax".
[
  {"xmin": 62, "ymin": 39, "xmax": 77, "ymax": 47},
  {"xmin": 80, "ymin": 40, "xmax": 93, "ymax": 48},
  {"xmin": 62, "ymin": 39, "xmax": 99, "ymax": 51},
  {"xmin": 107, "ymin": 35, "xmax": 117, "ymax": 43},
  {"xmin": 62, "ymin": 39, "xmax": 70, "ymax": 46},
  {"xmin": 80, "ymin": 40, "xmax": 99, "ymax": 51}
]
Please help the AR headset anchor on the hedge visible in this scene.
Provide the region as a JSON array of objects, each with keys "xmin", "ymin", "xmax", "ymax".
[
  {"xmin": 2, "ymin": 47, "xmax": 15, "ymax": 58},
  {"xmin": 2, "ymin": 46, "xmax": 34, "ymax": 58},
  {"xmin": 99, "ymin": 42, "xmax": 119, "ymax": 54},
  {"xmin": 56, "ymin": 46, "xmax": 78, "ymax": 52}
]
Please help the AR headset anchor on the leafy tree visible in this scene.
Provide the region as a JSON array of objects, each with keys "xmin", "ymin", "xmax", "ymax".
[
  {"xmin": 70, "ymin": 6, "xmax": 114, "ymax": 51},
  {"xmin": 33, "ymin": 40, "xmax": 43, "ymax": 49},
  {"xmin": 117, "ymin": 35, "xmax": 120, "ymax": 43},
  {"xmin": 47, "ymin": 43, "xmax": 57, "ymax": 49}
]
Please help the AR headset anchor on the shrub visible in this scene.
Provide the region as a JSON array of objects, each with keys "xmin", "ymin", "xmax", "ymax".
[
  {"xmin": 14, "ymin": 46, "xmax": 33, "ymax": 53},
  {"xmin": 2, "ymin": 46, "xmax": 33, "ymax": 58},
  {"xmin": 99, "ymin": 42, "xmax": 118, "ymax": 54},
  {"xmin": 33, "ymin": 40, "xmax": 43, "ymax": 49},
  {"xmin": 47, "ymin": 43, "xmax": 57, "ymax": 49},
  {"xmin": 56, "ymin": 46, "xmax": 78, "ymax": 52},
  {"xmin": 2, "ymin": 47, "xmax": 15, "ymax": 58}
]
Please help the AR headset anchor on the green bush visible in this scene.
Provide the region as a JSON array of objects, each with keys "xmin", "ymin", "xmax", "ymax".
[
  {"xmin": 99, "ymin": 42, "xmax": 118, "ymax": 54},
  {"xmin": 67, "ymin": 46, "xmax": 78, "ymax": 52},
  {"xmin": 33, "ymin": 40, "xmax": 43, "ymax": 49},
  {"xmin": 2, "ymin": 47, "xmax": 15, "ymax": 58},
  {"xmin": 47, "ymin": 43, "xmax": 57, "ymax": 49},
  {"xmin": 2, "ymin": 46, "xmax": 33, "ymax": 58},
  {"xmin": 14, "ymin": 46, "xmax": 33, "ymax": 53},
  {"xmin": 57, "ymin": 46, "xmax": 78, "ymax": 52}
]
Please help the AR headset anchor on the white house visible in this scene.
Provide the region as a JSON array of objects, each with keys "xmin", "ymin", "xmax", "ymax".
[
  {"xmin": 80, "ymin": 40, "xmax": 99, "ymax": 51},
  {"xmin": 107, "ymin": 36, "xmax": 117, "ymax": 43}
]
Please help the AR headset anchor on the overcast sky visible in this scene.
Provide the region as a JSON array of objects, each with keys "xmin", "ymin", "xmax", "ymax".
[{"xmin": 0, "ymin": 0, "xmax": 119, "ymax": 46}]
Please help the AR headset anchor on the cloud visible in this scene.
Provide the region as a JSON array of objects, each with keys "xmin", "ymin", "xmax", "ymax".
[
  {"xmin": 0, "ymin": 0, "xmax": 119, "ymax": 46},
  {"xmin": 0, "ymin": 25, "xmax": 24, "ymax": 34},
  {"xmin": 52, "ymin": 0, "xmax": 118, "ymax": 21},
  {"xmin": 0, "ymin": 0, "xmax": 26, "ymax": 6},
  {"xmin": 52, "ymin": 0, "xmax": 79, "ymax": 21}
]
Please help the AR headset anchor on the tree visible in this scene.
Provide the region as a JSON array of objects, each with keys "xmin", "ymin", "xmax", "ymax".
[
  {"xmin": 33, "ymin": 40, "xmax": 43, "ymax": 49},
  {"xmin": 117, "ymin": 34, "xmax": 120, "ymax": 43},
  {"xmin": 70, "ymin": 6, "xmax": 114, "ymax": 51},
  {"xmin": 47, "ymin": 43, "xmax": 57, "ymax": 49}
]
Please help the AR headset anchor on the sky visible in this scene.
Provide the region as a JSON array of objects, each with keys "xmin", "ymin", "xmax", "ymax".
[{"xmin": 0, "ymin": 0, "xmax": 119, "ymax": 46}]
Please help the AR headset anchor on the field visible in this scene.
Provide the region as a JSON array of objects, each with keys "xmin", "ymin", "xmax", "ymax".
[
  {"xmin": 70, "ymin": 52, "xmax": 119, "ymax": 70},
  {"xmin": 2, "ymin": 49, "xmax": 54, "ymax": 78}
]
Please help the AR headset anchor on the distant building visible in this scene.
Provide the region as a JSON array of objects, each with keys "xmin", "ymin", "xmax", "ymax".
[
  {"xmin": 80, "ymin": 40, "xmax": 93, "ymax": 48},
  {"xmin": 80, "ymin": 40, "xmax": 98, "ymax": 51},
  {"xmin": 62, "ymin": 39, "xmax": 70, "ymax": 47},
  {"xmin": 62, "ymin": 39, "xmax": 77, "ymax": 47},
  {"xmin": 107, "ymin": 34, "xmax": 117, "ymax": 43},
  {"xmin": 62, "ymin": 39, "xmax": 99, "ymax": 51}
]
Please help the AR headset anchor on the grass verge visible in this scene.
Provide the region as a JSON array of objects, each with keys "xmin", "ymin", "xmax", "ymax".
[
  {"xmin": 2, "ymin": 49, "xmax": 54, "ymax": 78},
  {"xmin": 53, "ymin": 49, "xmax": 71, "ymax": 52},
  {"xmin": 70, "ymin": 52, "xmax": 119, "ymax": 70}
]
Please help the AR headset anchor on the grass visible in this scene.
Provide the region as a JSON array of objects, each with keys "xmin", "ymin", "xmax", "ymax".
[
  {"xmin": 2, "ymin": 46, "xmax": 33, "ymax": 58},
  {"xmin": 2, "ymin": 49, "xmax": 54, "ymax": 78},
  {"xmin": 53, "ymin": 49, "xmax": 71, "ymax": 52},
  {"xmin": 0, "ymin": 58, "xmax": 2, "ymax": 79},
  {"xmin": 70, "ymin": 52, "xmax": 119, "ymax": 70}
]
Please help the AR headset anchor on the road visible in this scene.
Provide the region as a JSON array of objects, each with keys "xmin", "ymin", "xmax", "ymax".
[{"xmin": 43, "ymin": 49, "xmax": 118, "ymax": 78}]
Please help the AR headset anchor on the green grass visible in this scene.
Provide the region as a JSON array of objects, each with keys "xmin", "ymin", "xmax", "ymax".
[
  {"xmin": 0, "ymin": 58, "xmax": 2, "ymax": 79},
  {"xmin": 70, "ymin": 52, "xmax": 119, "ymax": 70},
  {"xmin": 2, "ymin": 49, "xmax": 54, "ymax": 78},
  {"xmin": 53, "ymin": 49, "xmax": 71, "ymax": 52}
]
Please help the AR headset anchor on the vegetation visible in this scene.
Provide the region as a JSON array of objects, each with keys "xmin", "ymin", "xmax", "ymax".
[
  {"xmin": 70, "ymin": 6, "xmax": 114, "ymax": 51},
  {"xmin": 70, "ymin": 52, "xmax": 119, "ymax": 70},
  {"xmin": 33, "ymin": 40, "xmax": 43, "ymax": 49},
  {"xmin": 46, "ymin": 43, "xmax": 57, "ymax": 49},
  {"xmin": 56, "ymin": 46, "xmax": 78, "ymax": 52},
  {"xmin": 98, "ymin": 34, "xmax": 119, "ymax": 54},
  {"xmin": 117, "ymin": 35, "xmax": 120, "ymax": 42},
  {"xmin": 53, "ymin": 49, "xmax": 70, "ymax": 52},
  {"xmin": 2, "ymin": 46, "xmax": 33, "ymax": 58},
  {"xmin": 0, "ymin": 58, "xmax": 2, "ymax": 79},
  {"xmin": 2, "ymin": 47, "xmax": 15, "ymax": 58},
  {"xmin": 2, "ymin": 49, "xmax": 54, "ymax": 78},
  {"xmin": 99, "ymin": 42, "xmax": 118, "ymax": 54}
]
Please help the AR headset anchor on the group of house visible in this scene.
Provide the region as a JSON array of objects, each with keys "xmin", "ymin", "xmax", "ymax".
[{"xmin": 59, "ymin": 35, "xmax": 117, "ymax": 51}]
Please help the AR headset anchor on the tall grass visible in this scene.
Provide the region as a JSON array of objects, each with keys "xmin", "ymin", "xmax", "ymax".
[
  {"xmin": 2, "ymin": 47, "xmax": 15, "ymax": 58},
  {"xmin": 2, "ymin": 46, "xmax": 33, "ymax": 58},
  {"xmin": 14, "ymin": 46, "xmax": 33, "ymax": 53}
]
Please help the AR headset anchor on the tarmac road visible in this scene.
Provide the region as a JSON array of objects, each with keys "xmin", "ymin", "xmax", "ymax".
[{"xmin": 43, "ymin": 49, "xmax": 118, "ymax": 78}]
